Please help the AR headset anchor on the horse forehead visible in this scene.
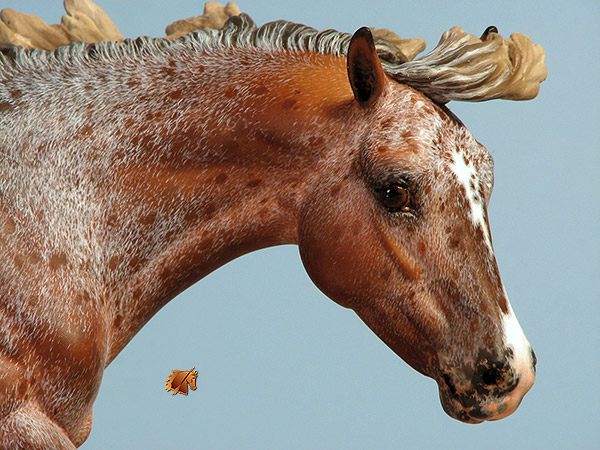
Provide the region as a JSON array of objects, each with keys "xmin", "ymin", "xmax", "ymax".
[
  {"xmin": 377, "ymin": 88, "xmax": 452, "ymax": 149},
  {"xmin": 376, "ymin": 88, "xmax": 488, "ymax": 164},
  {"xmin": 377, "ymin": 85, "xmax": 495, "ymax": 250}
]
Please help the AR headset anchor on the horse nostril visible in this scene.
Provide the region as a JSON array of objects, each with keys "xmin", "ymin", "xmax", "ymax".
[{"xmin": 481, "ymin": 367, "xmax": 502, "ymax": 386}]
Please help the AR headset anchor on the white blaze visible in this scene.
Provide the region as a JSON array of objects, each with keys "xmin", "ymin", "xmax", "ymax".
[
  {"xmin": 497, "ymin": 299, "xmax": 536, "ymax": 419},
  {"xmin": 449, "ymin": 151, "xmax": 493, "ymax": 251},
  {"xmin": 502, "ymin": 301, "xmax": 534, "ymax": 376}
]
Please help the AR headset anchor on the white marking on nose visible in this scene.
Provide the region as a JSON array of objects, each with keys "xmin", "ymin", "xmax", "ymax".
[
  {"xmin": 502, "ymin": 302, "xmax": 534, "ymax": 376},
  {"xmin": 480, "ymin": 294, "xmax": 536, "ymax": 421},
  {"xmin": 449, "ymin": 151, "xmax": 493, "ymax": 251},
  {"xmin": 498, "ymin": 299, "xmax": 535, "ymax": 419}
]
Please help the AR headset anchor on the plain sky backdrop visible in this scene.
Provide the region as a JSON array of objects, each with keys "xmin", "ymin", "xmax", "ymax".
[{"xmin": 3, "ymin": 1, "xmax": 598, "ymax": 449}]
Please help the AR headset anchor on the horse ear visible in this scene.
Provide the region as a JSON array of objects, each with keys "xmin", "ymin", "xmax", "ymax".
[{"xmin": 347, "ymin": 27, "xmax": 386, "ymax": 107}]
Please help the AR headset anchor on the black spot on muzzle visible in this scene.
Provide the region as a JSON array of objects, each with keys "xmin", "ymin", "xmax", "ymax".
[{"xmin": 438, "ymin": 349, "xmax": 522, "ymax": 423}]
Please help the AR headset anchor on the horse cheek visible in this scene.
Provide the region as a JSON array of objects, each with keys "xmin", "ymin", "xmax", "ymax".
[{"xmin": 298, "ymin": 193, "xmax": 380, "ymax": 309}]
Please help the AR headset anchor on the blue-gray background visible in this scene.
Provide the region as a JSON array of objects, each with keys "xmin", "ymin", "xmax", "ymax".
[{"xmin": 4, "ymin": 1, "xmax": 598, "ymax": 449}]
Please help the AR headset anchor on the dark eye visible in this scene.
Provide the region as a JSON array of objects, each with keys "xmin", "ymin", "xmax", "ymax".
[{"xmin": 377, "ymin": 181, "xmax": 413, "ymax": 213}]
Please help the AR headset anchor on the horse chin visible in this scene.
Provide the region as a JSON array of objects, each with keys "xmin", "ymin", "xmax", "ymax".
[
  {"xmin": 436, "ymin": 375, "xmax": 530, "ymax": 424},
  {"xmin": 437, "ymin": 387, "xmax": 487, "ymax": 424}
]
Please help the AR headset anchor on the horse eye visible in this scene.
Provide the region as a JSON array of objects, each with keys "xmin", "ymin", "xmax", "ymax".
[{"xmin": 377, "ymin": 182, "xmax": 413, "ymax": 212}]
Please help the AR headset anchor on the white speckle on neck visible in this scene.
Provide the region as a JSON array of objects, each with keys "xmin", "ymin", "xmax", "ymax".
[{"xmin": 449, "ymin": 151, "xmax": 493, "ymax": 252}]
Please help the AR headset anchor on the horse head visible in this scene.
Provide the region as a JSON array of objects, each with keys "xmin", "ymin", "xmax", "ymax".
[
  {"xmin": 188, "ymin": 369, "xmax": 198, "ymax": 391},
  {"xmin": 298, "ymin": 28, "xmax": 536, "ymax": 423}
]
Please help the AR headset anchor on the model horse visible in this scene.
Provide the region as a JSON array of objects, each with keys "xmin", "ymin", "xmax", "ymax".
[{"xmin": 0, "ymin": 2, "xmax": 546, "ymax": 447}]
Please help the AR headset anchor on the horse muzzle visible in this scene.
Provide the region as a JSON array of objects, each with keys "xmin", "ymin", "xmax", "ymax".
[{"xmin": 436, "ymin": 341, "xmax": 536, "ymax": 423}]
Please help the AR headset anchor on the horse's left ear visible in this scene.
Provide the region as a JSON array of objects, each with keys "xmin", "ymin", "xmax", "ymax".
[{"xmin": 347, "ymin": 27, "xmax": 386, "ymax": 107}]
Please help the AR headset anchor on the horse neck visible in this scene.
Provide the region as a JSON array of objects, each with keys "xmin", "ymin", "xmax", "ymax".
[{"xmin": 42, "ymin": 45, "xmax": 356, "ymax": 358}]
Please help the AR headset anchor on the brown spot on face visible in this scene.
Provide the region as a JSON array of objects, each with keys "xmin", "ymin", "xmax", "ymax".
[
  {"xmin": 215, "ymin": 173, "xmax": 227, "ymax": 184},
  {"xmin": 308, "ymin": 136, "xmax": 325, "ymax": 148},
  {"xmin": 14, "ymin": 255, "xmax": 24, "ymax": 269},
  {"xmin": 0, "ymin": 102, "xmax": 13, "ymax": 113},
  {"xmin": 223, "ymin": 86, "xmax": 237, "ymax": 99},
  {"xmin": 49, "ymin": 253, "xmax": 68, "ymax": 270},
  {"xmin": 113, "ymin": 314, "xmax": 123, "ymax": 328},
  {"xmin": 106, "ymin": 213, "xmax": 118, "ymax": 228},
  {"xmin": 74, "ymin": 294, "xmax": 83, "ymax": 305},
  {"xmin": 2, "ymin": 217, "xmax": 15, "ymax": 234},
  {"xmin": 198, "ymin": 233, "xmax": 213, "ymax": 252},
  {"xmin": 247, "ymin": 179, "xmax": 262, "ymax": 188},
  {"xmin": 108, "ymin": 255, "xmax": 121, "ymax": 270},
  {"xmin": 17, "ymin": 378, "xmax": 27, "ymax": 397},
  {"xmin": 141, "ymin": 212, "xmax": 156, "ymax": 225},
  {"xmin": 330, "ymin": 185, "xmax": 341, "ymax": 197},
  {"xmin": 381, "ymin": 269, "xmax": 391, "ymax": 281},
  {"xmin": 84, "ymin": 85, "xmax": 93, "ymax": 91},
  {"xmin": 330, "ymin": 224, "xmax": 344, "ymax": 242},
  {"xmin": 81, "ymin": 125, "xmax": 93, "ymax": 136},
  {"xmin": 226, "ymin": 139, "xmax": 241, "ymax": 156},
  {"xmin": 28, "ymin": 295, "xmax": 39, "ymax": 306},
  {"xmin": 253, "ymin": 84, "xmax": 268, "ymax": 96},
  {"xmin": 11, "ymin": 90, "xmax": 22, "ymax": 98},
  {"xmin": 381, "ymin": 117, "xmax": 394, "ymax": 129},
  {"xmin": 470, "ymin": 318, "xmax": 479, "ymax": 333},
  {"xmin": 448, "ymin": 227, "xmax": 463, "ymax": 250},
  {"xmin": 169, "ymin": 90, "xmax": 181, "ymax": 100},
  {"xmin": 184, "ymin": 211, "xmax": 197, "ymax": 221},
  {"xmin": 162, "ymin": 66, "xmax": 177, "ymax": 77},
  {"xmin": 129, "ymin": 256, "xmax": 144, "ymax": 271},
  {"xmin": 282, "ymin": 98, "xmax": 297, "ymax": 110},
  {"xmin": 202, "ymin": 203, "xmax": 217, "ymax": 220}
]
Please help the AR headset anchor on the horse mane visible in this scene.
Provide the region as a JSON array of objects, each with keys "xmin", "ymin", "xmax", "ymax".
[
  {"xmin": 0, "ymin": 14, "xmax": 386, "ymax": 72},
  {"xmin": 0, "ymin": 3, "xmax": 547, "ymax": 105}
]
